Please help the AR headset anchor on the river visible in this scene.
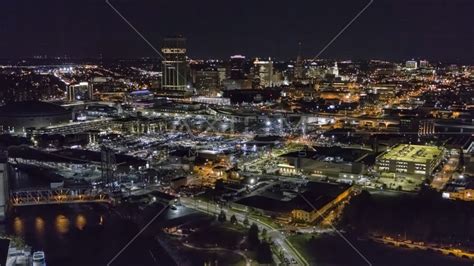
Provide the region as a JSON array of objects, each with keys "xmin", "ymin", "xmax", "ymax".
[{"xmin": 2, "ymin": 202, "xmax": 191, "ymax": 266}]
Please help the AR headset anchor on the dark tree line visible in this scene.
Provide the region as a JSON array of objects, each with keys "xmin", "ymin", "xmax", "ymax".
[
  {"xmin": 248, "ymin": 223, "xmax": 273, "ymax": 264},
  {"xmin": 341, "ymin": 189, "xmax": 474, "ymax": 249}
]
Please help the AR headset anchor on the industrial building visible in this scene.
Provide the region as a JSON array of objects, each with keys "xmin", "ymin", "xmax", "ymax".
[
  {"xmin": 376, "ymin": 144, "xmax": 444, "ymax": 177},
  {"xmin": 232, "ymin": 182, "xmax": 353, "ymax": 223},
  {"xmin": 279, "ymin": 146, "xmax": 370, "ymax": 178}
]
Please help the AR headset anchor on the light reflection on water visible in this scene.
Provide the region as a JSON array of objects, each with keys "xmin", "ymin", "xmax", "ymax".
[
  {"xmin": 5, "ymin": 204, "xmax": 178, "ymax": 265},
  {"xmin": 6, "ymin": 205, "xmax": 113, "ymax": 265},
  {"xmin": 55, "ymin": 215, "xmax": 70, "ymax": 234},
  {"xmin": 13, "ymin": 217, "xmax": 24, "ymax": 236},
  {"xmin": 75, "ymin": 214, "xmax": 87, "ymax": 230},
  {"xmin": 12, "ymin": 213, "xmax": 92, "ymax": 237},
  {"xmin": 35, "ymin": 217, "xmax": 45, "ymax": 237}
]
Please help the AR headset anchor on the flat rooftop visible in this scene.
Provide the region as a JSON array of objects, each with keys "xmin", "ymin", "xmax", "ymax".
[
  {"xmin": 236, "ymin": 182, "xmax": 351, "ymax": 213},
  {"xmin": 379, "ymin": 144, "xmax": 443, "ymax": 163},
  {"xmin": 280, "ymin": 146, "xmax": 370, "ymax": 163}
]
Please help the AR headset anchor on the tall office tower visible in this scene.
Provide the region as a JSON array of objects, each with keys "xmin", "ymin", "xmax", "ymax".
[
  {"xmin": 295, "ymin": 42, "xmax": 304, "ymax": 80},
  {"xmin": 217, "ymin": 67, "xmax": 227, "ymax": 84},
  {"xmin": 331, "ymin": 62, "xmax": 339, "ymax": 77},
  {"xmin": 161, "ymin": 36, "xmax": 189, "ymax": 94},
  {"xmin": 229, "ymin": 55, "xmax": 246, "ymax": 80},
  {"xmin": 253, "ymin": 58, "xmax": 274, "ymax": 88},
  {"xmin": 195, "ymin": 69, "xmax": 220, "ymax": 96}
]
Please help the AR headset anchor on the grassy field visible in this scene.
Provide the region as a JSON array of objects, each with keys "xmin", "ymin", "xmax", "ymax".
[
  {"xmin": 180, "ymin": 221, "xmax": 261, "ymax": 265},
  {"xmin": 186, "ymin": 222, "xmax": 246, "ymax": 249}
]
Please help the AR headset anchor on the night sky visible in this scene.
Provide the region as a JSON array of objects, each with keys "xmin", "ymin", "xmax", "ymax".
[{"xmin": 0, "ymin": 0, "xmax": 472, "ymax": 62}]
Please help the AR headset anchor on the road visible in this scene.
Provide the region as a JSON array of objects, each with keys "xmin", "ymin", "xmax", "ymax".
[
  {"xmin": 180, "ymin": 197, "xmax": 309, "ymax": 266},
  {"xmin": 431, "ymin": 151, "xmax": 459, "ymax": 190}
]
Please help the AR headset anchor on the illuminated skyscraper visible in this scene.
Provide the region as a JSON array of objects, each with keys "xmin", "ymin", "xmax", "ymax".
[
  {"xmin": 405, "ymin": 60, "xmax": 418, "ymax": 70},
  {"xmin": 194, "ymin": 69, "xmax": 220, "ymax": 96},
  {"xmin": 229, "ymin": 55, "xmax": 246, "ymax": 80},
  {"xmin": 253, "ymin": 58, "xmax": 274, "ymax": 88},
  {"xmin": 331, "ymin": 62, "xmax": 339, "ymax": 77},
  {"xmin": 161, "ymin": 36, "xmax": 188, "ymax": 94}
]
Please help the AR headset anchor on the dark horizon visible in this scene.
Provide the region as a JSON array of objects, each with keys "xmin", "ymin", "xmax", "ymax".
[
  {"xmin": 0, "ymin": 0, "xmax": 472, "ymax": 63},
  {"xmin": 0, "ymin": 56, "xmax": 470, "ymax": 66}
]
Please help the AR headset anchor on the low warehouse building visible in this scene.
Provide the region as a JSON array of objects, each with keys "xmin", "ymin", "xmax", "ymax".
[{"xmin": 232, "ymin": 181, "xmax": 353, "ymax": 223}]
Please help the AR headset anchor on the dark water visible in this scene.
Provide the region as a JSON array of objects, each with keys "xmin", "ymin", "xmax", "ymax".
[
  {"xmin": 9, "ymin": 164, "xmax": 58, "ymax": 189},
  {"xmin": 5, "ymin": 203, "xmax": 471, "ymax": 266},
  {"xmin": 3, "ymin": 203, "xmax": 182, "ymax": 266}
]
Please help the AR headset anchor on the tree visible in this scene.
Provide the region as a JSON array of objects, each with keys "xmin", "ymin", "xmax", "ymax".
[
  {"xmin": 243, "ymin": 217, "xmax": 250, "ymax": 226},
  {"xmin": 340, "ymin": 190, "xmax": 373, "ymax": 234},
  {"xmin": 248, "ymin": 223, "xmax": 260, "ymax": 249},
  {"xmin": 218, "ymin": 210, "xmax": 226, "ymax": 222},
  {"xmin": 256, "ymin": 241, "xmax": 273, "ymax": 264},
  {"xmin": 230, "ymin": 214, "xmax": 238, "ymax": 225}
]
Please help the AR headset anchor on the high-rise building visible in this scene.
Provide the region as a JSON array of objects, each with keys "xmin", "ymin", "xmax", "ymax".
[
  {"xmin": 223, "ymin": 55, "xmax": 252, "ymax": 91},
  {"xmin": 217, "ymin": 67, "xmax": 227, "ymax": 84},
  {"xmin": 295, "ymin": 42, "xmax": 304, "ymax": 80},
  {"xmin": 405, "ymin": 60, "xmax": 418, "ymax": 70},
  {"xmin": 253, "ymin": 58, "xmax": 274, "ymax": 88},
  {"xmin": 194, "ymin": 69, "xmax": 220, "ymax": 96},
  {"xmin": 161, "ymin": 36, "xmax": 189, "ymax": 95},
  {"xmin": 67, "ymin": 82, "xmax": 94, "ymax": 102},
  {"xmin": 419, "ymin": 60, "xmax": 430, "ymax": 68},
  {"xmin": 229, "ymin": 55, "xmax": 246, "ymax": 80},
  {"xmin": 331, "ymin": 62, "xmax": 339, "ymax": 77}
]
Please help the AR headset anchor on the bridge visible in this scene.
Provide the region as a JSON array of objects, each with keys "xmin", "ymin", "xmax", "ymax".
[{"xmin": 10, "ymin": 187, "xmax": 111, "ymax": 207}]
